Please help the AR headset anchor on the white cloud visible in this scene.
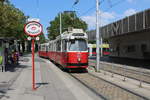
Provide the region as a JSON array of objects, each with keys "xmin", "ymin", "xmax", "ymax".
[
  {"xmin": 81, "ymin": 15, "xmax": 96, "ymax": 29},
  {"xmin": 124, "ymin": 8, "xmax": 136, "ymax": 16},
  {"xmin": 81, "ymin": 9, "xmax": 137, "ymax": 29},
  {"xmin": 100, "ymin": 11, "xmax": 116, "ymax": 19},
  {"xmin": 81, "ymin": 11, "xmax": 116, "ymax": 29}
]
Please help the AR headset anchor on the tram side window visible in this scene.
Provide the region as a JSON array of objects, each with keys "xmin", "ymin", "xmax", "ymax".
[
  {"xmin": 46, "ymin": 46, "xmax": 48, "ymax": 52},
  {"xmin": 52, "ymin": 44, "xmax": 53, "ymax": 51},
  {"xmin": 103, "ymin": 48, "xmax": 109, "ymax": 52},
  {"xmin": 62, "ymin": 40, "xmax": 67, "ymax": 52},
  {"xmin": 54, "ymin": 42, "xmax": 56, "ymax": 51},
  {"xmin": 49, "ymin": 44, "xmax": 51, "ymax": 51},
  {"xmin": 141, "ymin": 44, "xmax": 147, "ymax": 52},
  {"xmin": 56, "ymin": 40, "xmax": 61, "ymax": 51},
  {"xmin": 42, "ymin": 45, "xmax": 45, "ymax": 51},
  {"xmin": 41, "ymin": 45, "xmax": 43, "ymax": 51},
  {"xmin": 39, "ymin": 46, "xmax": 41, "ymax": 51},
  {"xmin": 92, "ymin": 48, "xmax": 96, "ymax": 52}
]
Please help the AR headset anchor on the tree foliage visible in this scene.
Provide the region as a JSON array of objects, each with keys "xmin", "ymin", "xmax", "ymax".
[
  {"xmin": 47, "ymin": 12, "xmax": 88, "ymax": 40},
  {"xmin": 39, "ymin": 33, "xmax": 46, "ymax": 43},
  {"xmin": 0, "ymin": 1, "xmax": 27, "ymax": 40}
]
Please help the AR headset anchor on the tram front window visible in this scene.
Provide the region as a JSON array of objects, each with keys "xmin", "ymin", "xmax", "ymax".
[{"xmin": 69, "ymin": 40, "xmax": 87, "ymax": 51}]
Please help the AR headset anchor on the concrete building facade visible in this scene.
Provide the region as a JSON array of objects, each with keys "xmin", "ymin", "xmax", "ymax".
[{"xmin": 87, "ymin": 8, "xmax": 150, "ymax": 59}]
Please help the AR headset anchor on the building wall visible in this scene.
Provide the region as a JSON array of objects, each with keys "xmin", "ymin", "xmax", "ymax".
[
  {"xmin": 101, "ymin": 9, "xmax": 150, "ymax": 39},
  {"xmin": 87, "ymin": 30, "xmax": 96, "ymax": 41},
  {"xmin": 109, "ymin": 31, "xmax": 150, "ymax": 59}
]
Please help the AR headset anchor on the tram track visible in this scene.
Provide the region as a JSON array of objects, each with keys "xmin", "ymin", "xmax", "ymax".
[
  {"xmin": 89, "ymin": 60, "xmax": 150, "ymax": 84},
  {"xmin": 70, "ymin": 72, "xmax": 149, "ymax": 100}
]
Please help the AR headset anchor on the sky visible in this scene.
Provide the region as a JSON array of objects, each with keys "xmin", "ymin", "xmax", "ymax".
[{"xmin": 11, "ymin": 0, "xmax": 150, "ymax": 38}]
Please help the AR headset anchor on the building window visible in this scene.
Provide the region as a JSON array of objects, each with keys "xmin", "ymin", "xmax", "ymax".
[
  {"xmin": 141, "ymin": 44, "xmax": 147, "ymax": 52},
  {"xmin": 127, "ymin": 45, "xmax": 136, "ymax": 52}
]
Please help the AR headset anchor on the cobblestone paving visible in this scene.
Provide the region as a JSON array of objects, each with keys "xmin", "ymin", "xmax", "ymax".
[
  {"xmin": 72, "ymin": 73, "xmax": 147, "ymax": 100},
  {"xmin": 89, "ymin": 60, "xmax": 150, "ymax": 84}
]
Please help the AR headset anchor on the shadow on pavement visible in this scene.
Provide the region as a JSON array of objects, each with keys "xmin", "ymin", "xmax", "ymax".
[
  {"xmin": 5, "ymin": 64, "xmax": 28, "ymax": 72},
  {"xmin": 0, "ymin": 85, "xmax": 14, "ymax": 99},
  {"xmin": 36, "ymin": 82, "xmax": 49, "ymax": 89}
]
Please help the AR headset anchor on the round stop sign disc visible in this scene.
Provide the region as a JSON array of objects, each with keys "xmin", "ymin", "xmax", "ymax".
[{"xmin": 24, "ymin": 21, "xmax": 43, "ymax": 37}]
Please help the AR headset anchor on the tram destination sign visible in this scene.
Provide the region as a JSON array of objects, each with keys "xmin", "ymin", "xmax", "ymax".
[{"xmin": 24, "ymin": 21, "xmax": 43, "ymax": 37}]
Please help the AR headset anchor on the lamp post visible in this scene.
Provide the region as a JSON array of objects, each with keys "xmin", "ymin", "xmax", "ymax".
[{"xmin": 96, "ymin": 0, "xmax": 100, "ymax": 72}]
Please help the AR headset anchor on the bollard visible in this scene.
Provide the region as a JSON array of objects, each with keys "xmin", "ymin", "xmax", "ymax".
[
  {"xmin": 123, "ymin": 65, "xmax": 126, "ymax": 81},
  {"xmin": 103, "ymin": 63, "xmax": 107, "ymax": 75},
  {"xmin": 111, "ymin": 63, "xmax": 114, "ymax": 77},
  {"xmin": 139, "ymin": 81, "xmax": 142, "ymax": 88},
  {"xmin": 139, "ymin": 69, "xmax": 143, "ymax": 88},
  {"xmin": 94, "ymin": 62, "xmax": 97, "ymax": 72},
  {"xmin": 96, "ymin": 62, "xmax": 100, "ymax": 73}
]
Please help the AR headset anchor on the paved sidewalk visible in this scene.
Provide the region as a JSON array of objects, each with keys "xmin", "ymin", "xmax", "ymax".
[
  {"xmin": 1, "ymin": 55, "xmax": 101, "ymax": 100},
  {"xmin": 0, "ymin": 63, "xmax": 24, "ymax": 99}
]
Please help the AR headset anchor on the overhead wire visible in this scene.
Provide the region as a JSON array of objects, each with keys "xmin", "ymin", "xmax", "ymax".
[
  {"xmin": 75, "ymin": 0, "xmax": 125, "ymax": 28},
  {"xmin": 36, "ymin": 0, "xmax": 39, "ymax": 18},
  {"xmin": 78, "ymin": 0, "xmax": 106, "ymax": 17},
  {"xmin": 103, "ymin": 0, "xmax": 125, "ymax": 12},
  {"xmin": 67, "ymin": 0, "xmax": 125, "ymax": 28},
  {"xmin": 107, "ymin": 0, "xmax": 113, "ymax": 8},
  {"xmin": 78, "ymin": 5, "xmax": 95, "ymax": 17}
]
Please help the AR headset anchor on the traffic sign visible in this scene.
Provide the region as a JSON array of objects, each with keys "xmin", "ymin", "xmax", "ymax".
[{"xmin": 24, "ymin": 21, "xmax": 43, "ymax": 37}]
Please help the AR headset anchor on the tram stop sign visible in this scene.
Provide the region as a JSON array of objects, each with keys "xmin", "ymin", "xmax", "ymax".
[{"xmin": 24, "ymin": 21, "xmax": 43, "ymax": 37}]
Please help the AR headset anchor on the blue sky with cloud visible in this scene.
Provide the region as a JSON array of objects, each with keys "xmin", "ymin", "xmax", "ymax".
[{"xmin": 11, "ymin": 0, "xmax": 150, "ymax": 37}]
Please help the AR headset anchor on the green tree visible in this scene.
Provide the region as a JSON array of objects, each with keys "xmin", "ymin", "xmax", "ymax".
[
  {"xmin": 47, "ymin": 11, "xmax": 88, "ymax": 40},
  {"xmin": 0, "ymin": 2, "xmax": 27, "ymax": 40},
  {"xmin": 39, "ymin": 33, "xmax": 46, "ymax": 43}
]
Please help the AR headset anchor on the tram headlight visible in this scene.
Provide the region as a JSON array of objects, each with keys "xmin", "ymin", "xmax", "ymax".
[
  {"xmin": 78, "ymin": 58, "xmax": 81, "ymax": 62},
  {"xmin": 70, "ymin": 36, "xmax": 75, "ymax": 39}
]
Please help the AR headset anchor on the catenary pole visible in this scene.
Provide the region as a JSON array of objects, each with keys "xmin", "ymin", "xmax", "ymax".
[
  {"xmin": 60, "ymin": 12, "xmax": 62, "ymax": 35},
  {"xmin": 101, "ymin": 37, "xmax": 103, "ymax": 57},
  {"xmin": 96, "ymin": 0, "xmax": 100, "ymax": 72},
  {"xmin": 60, "ymin": 12, "xmax": 62, "ymax": 52}
]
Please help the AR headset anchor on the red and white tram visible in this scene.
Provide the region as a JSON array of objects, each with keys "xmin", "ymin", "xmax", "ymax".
[
  {"xmin": 39, "ymin": 28, "xmax": 88, "ymax": 69},
  {"xmin": 38, "ymin": 43, "xmax": 49, "ymax": 58},
  {"xmin": 48, "ymin": 28, "xmax": 88, "ymax": 69}
]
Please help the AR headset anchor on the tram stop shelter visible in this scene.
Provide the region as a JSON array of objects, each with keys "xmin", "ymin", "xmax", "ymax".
[{"xmin": 0, "ymin": 37, "xmax": 17, "ymax": 72}]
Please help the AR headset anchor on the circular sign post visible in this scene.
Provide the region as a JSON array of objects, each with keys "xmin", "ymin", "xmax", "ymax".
[
  {"xmin": 24, "ymin": 21, "xmax": 43, "ymax": 37},
  {"xmin": 24, "ymin": 21, "xmax": 43, "ymax": 90}
]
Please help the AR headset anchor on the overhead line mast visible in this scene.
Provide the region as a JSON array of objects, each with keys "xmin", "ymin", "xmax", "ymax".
[{"xmin": 96, "ymin": 0, "xmax": 100, "ymax": 72}]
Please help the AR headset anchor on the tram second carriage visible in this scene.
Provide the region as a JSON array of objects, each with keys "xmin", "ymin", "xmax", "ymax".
[
  {"xmin": 48, "ymin": 28, "xmax": 88, "ymax": 69},
  {"xmin": 88, "ymin": 43, "xmax": 110, "ymax": 56},
  {"xmin": 38, "ymin": 43, "xmax": 49, "ymax": 58}
]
